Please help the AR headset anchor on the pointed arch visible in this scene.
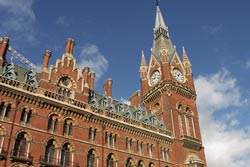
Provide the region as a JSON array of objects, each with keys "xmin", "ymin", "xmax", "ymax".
[
  {"xmin": 13, "ymin": 131, "xmax": 32, "ymax": 157},
  {"xmin": 126, "ymin": 157, "xmax": 133, "ymax": 167},
  {"xmin": 87, "ymin": 149, "xmax": 96, "ymax": 167},
  {"xmin": 148, "ymin": 162, "xmax": 155, "ymax": 167},
  {"xmin": 44, "ymin": 139, "xmax": 57, "ymax": 164},
  {"xmin": 106, "ymin": 153, "xmax": 116, "ymax": 167},
  {"xmin": 60, "ymin": 143, "xmax": 71, "ymax": 167},
  {"xmin": 138, "ymin": 160, "xmax": 144, "ymax": 167}
]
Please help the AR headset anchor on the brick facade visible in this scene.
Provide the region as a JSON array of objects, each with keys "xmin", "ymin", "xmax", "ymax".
[{"xmin": 0, "ymin": 4, "xmax": 206, "ymax": 167}]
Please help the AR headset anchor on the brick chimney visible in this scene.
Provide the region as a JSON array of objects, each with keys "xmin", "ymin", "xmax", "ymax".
[
  {"xmin": 0, "ymin": 37, "xmax": 9, "ymax": 67},
  {"xmin": 65, "ymin": 38, "xmax": 75, "ymax": 54},
  {"xmin": 130, "ymin": 90, "xmax": 141, "ymax": 107},
  {"xmin": 42, "ymin": 50, "xmax": 51, "ymax": 71},
  {"xmin": 103, "ymin": 78, "xmax": 112, "ymax": 98},
  {"xmin": 89, "ymin": 73, "xmax": 95, "ymax": 91},
  {"xmin": 82, "ymin": 67, "xmax": 90, "ymax": 85}
]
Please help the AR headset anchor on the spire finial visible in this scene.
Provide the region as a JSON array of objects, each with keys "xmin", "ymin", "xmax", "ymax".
[
  {"xmin": 156, "ymin": 0, "xmax": 159, "ymax": 6},
  {"xmin": 140, "ymin": 50, "xmax": 147, "ymax": 67},
  {"xmin": 182, "ymin": 46, "xmax": 191, "ymax": 64}
]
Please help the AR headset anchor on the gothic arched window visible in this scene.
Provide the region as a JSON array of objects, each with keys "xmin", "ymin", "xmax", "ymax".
[
  {"xmin": 138, "ymin": 160, "xmax": 144, "ymax": 167},
  {"xmin": 20, "ymin": 108, "xmax": 32, "ymax": 124},
  {"xmin": 44, "ymin": 139, "xmax": 56, "ymax": 164},
  {"xmin": 47, "ymin": 115, "xmax": 58, "ymax": 133},
  {"xmin": 184, "ymin": 108, "xmax": 191, "ymax": 136},
  {"xmin": 63, "ymin": 119, "xmax": 73, "ymax": 136},
  {"xmin": 126, "ymin": 158, "xmax": 133, "ymax": 167},
  {"xmin": 177, "ymin": 105, "xmax": 184, "ymax": 135},
  {"xmin": 13, "ymin": 132, "xmax": 27, "ymax": 157},
  {"xmin": 107, "ymin": 153, "xmax": 114, "ymax": 167},
  {"xmin": 148, "ymin": 162, "xmax": 154, "ymax": 167},
  {"xmin": 4, "ymin": 103, "xmax": 11, "ymax": 119},
  {"xmin": 60, "ymin": 143, "xmax": 70, "ymax": 167},
  {"xmin": 87, "ymin": 149, "xmax": 95, "ymax": 167},
  {"xmin": 89, "ymin": 127, "xmax": 97, "ymax": 141}
]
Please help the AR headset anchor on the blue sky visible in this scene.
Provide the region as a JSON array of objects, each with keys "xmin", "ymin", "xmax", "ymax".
[{"xmin": 1, "ymin": 0, "xmax": 250, "ymax": 166}]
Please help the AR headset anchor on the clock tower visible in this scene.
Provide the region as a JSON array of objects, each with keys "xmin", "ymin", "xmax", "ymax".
[{"xmin": 139, "ymin": 3, "xmax": 207, "ymax": 166}]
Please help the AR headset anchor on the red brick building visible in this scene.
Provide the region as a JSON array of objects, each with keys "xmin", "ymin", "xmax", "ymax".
[{"xmin": 0, "ymin": 4, "xmax": 206, "ymax": 167}]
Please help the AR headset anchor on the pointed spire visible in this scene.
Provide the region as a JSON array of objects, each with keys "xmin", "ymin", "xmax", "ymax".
[
  {"xmin": 140, "ymin": 50, "xmax": 147, "ymax": 67},
  {"xmin": 140, "ymin": 50, "xmax": 148, "ymax": 79},
  {"xmin": 182, "ymin": 46, "xmax": 190, "ymax": 64},
  {"xmin": 155, "ymin": 4, "xmax": 167, "ymax": 29},
  {"xmin": 152, "ymin": 3, "xmax": 174, "ymax": 62}
]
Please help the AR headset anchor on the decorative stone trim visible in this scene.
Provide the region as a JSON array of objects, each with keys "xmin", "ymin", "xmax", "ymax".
[{"xmin": 142, "ymin": 81, "xmax": 196, "ymax": 105}]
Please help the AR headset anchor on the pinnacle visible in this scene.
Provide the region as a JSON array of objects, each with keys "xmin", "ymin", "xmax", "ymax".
[
  {"xmin": 182, "ymin": 46, "xmax": 190, "ymax": 63},
  {"xmin": 140, "ymin": 50, "xmax": 147, "ymax": 67}
]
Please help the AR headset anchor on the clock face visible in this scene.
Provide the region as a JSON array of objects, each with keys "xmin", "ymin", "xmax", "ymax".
[
  {"xmin": 173, "ymin": 69, "xmax": 185, "ymax": 83},
  {"xmin": 150, "ymin": 70, "xmax": 161, "ymax": 86}
]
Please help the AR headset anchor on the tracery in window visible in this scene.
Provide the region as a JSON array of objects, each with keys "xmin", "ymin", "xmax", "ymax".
[{"xmin": 57, "ymin": 76, "xmax": 74, "ymax": 98}]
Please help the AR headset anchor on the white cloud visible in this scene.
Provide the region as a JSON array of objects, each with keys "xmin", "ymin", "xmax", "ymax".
[
  {"xmin": 56, "ymin": 16, "xmax": 69, "ymax": 26},
  {"xmin": 195, "ymin": 68, "xmax": 250, "ymax": 167},
  {"xmin": 230, "ymin": 119, "xmax": 240, "ymax": 127},
  {"xmin": 0, "ymin": 0, "xmax": 36, "ymax": 41},
  {"xmin": 202, "ymin": 24, "xmax": 223, "ymax": 35},
  {"xmin": 77, "ymin": 44, "xmax": 108, "ymax": 81},
  {"xmin": 120, "ymin": 97, "xmax": 130, "ymax": 105},
  {"xmin": 245, "ymin": 59, "xmax": 250, "ymax": 69}
]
